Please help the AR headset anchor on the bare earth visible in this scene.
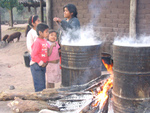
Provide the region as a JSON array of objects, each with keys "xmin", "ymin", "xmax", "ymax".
[
  {"xmin": 0, "ymin": 24, "xmax": 108, "ymax": 113},
  {"xmin": 0, "ymin": 24, "xmax": 48, "ymax": 113}
]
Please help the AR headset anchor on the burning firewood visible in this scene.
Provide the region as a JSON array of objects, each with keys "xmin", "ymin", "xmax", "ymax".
[
  {"xmin": 58, "ymin": 74, "xmax": 110, "ymax": 92},
  {"xmin": 0, "ymin": 75, "xmax": 110, "ymax": 101},
  {"xmin": 7, "ymin": 97, "xmax": 59, "ymax": 113},
  {"xmin": 0, "ymin": 74, "xmax": 111, "ymax": 113}
]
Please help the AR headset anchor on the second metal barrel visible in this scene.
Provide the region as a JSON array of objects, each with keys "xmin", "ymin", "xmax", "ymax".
[
  {"xmin": 61, "ymin": 44, "xmax": 101, "ymax": 87},
  {"xmin": 113, "ymin": 44, "xmax": 150, "ymax": 113}
]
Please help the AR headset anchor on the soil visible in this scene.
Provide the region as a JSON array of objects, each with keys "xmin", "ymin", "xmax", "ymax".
[
  {"xmin": 0, "ymin": 24, "xmax": 60, "ymax": 113},
  {"xmin": 0, "ymin": 24, "xmax": 108, "ymax": 113}
]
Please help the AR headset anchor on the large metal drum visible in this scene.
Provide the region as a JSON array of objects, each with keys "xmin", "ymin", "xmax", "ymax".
[
  {"xmin": 61, "ymin": 44, "xmax": 101, "ymax": 87},
  {"xmin": 113, "ymin": 44, "xmax": 150, "ymax": 113}
]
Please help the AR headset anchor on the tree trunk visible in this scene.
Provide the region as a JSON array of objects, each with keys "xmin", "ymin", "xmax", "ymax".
[
  {"xmin": 34, "ymin": 7, "xmax": 37, "ymax": 15},
  {"xmin": 46, "ymin": 0, "xmax": 53, "ymax": 28},
  {"xmin": 9, "ymin": 8, "xmax": 13, "ymax": 27},
  {"xmin": 130, "ymin": 0, "xmax": 137, "ymax": 38},
  {"xmin": 40, "ymin": 0, "xmax": 44, "ymax": 22},
  {"xmin": 0, "ymin": 8, "xmax": 1, "ymax": 41}
]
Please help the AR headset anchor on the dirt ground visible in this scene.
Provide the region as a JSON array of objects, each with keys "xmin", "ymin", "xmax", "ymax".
[
  {"xmin": 0, "ymin": 24, "xmax": 61, "ymax": 113},
  {"xmin": 0, "ymin": 24, "xmax": 108, "ymax": 113}
]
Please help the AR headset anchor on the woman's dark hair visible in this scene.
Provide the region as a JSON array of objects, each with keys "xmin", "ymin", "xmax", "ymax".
[
  {"xmin": 36, "ymin": 23, "xmax": 49, "ymax": 36},
  {"xmin": 25, "ymin": 15, "xmax": 39, "ymax": 37},
  {"xmin": 63, "ymin": 4, "xmax": 78, "ymax": 18}
]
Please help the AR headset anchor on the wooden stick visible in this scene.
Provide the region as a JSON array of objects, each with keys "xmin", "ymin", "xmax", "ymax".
[
  {"xmin": 58, "ymin": 74, "xmax": 110, "ymax": 92},
  {"xmin": 130, "ymin": 0, "xmax": 137, "ymax": 38}
]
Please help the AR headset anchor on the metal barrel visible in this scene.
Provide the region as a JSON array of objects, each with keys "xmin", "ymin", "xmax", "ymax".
[
  {"xmin": 112, "ymin": 44, "xmax": 150, "ymax": 113},
  {"xmin": 61, "ymin": 44, "xmax": 101, "ymax": 87}
]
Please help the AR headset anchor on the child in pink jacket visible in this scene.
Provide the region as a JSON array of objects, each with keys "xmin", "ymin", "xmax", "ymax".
[{"xmin": 46, "ymin": 30, "xmax": 61, "ymax": 88}]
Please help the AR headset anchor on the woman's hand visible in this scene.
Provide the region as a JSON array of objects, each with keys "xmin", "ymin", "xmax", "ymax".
[{"xmin": 53, "ymin": 17, "xmax": 62, "ymax": 23}]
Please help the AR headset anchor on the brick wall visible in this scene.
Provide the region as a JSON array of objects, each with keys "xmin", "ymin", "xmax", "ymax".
[
  {"xmin": 52, "ymin": 0, "xmax": 130, "ymax": 54},
  {"xmin": 137, "ymin": 0, "xmax": 150, "ymax": 36}
]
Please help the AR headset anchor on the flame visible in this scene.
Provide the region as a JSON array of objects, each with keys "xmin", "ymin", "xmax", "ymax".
[
  {"xmin": 92, "ymin": 59, "xmax": 113, "ymax": 109},
  {"xmin": 102, "ymin": 59, "xmax": 113, "ymax": 75}
]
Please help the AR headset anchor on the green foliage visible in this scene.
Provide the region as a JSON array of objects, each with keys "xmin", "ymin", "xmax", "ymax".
[
  {"xmin": 16, "ymin": 4, "xmax": 24, "ymax": 11},
  {"xmin": 0, "ymin": 0, "xmax": 23, "ymax": 10}
]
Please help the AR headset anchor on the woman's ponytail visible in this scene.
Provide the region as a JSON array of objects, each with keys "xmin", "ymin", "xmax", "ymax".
[{"xmin": 25, "ymin": 25, "xmax": 31, "ymax": 37}]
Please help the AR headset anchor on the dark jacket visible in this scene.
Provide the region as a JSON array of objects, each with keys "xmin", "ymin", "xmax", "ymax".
[
  {"xmin": 61, "ymin": 17, "xmax": 80, "ymax": 31},
  {"xmin": 59, "ymin": 17, "xmax": 80, "ymax": 41}
]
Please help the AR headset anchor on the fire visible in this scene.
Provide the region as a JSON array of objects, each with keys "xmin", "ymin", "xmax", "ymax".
[
  {"xmin": 92, "ymin": 59, "xmax": 113, "ymax": 109},
  {"xmin": 102, "ymin": 59, "xmax": 113, "ymax": 75}
]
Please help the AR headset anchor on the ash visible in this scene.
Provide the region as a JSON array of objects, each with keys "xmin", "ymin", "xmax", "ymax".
[
  {"xmin": 48, "ymin": 93, "xmax": 93, "ymax": 112},
  {"xmin": 62, "ymin": 93, "xmax": 93, "ymax": 100}
]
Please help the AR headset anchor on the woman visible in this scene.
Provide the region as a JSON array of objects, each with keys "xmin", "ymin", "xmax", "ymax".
[{"xmin": 53, "ymin": 4, "xmax": 80, "ymax": 41}]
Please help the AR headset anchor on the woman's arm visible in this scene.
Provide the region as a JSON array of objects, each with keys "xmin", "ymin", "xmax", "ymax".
[
  {"xmin": 53, "ymin": 17, "xmax": 80, "ymax": 31},
  {"xmin": 61, "ymin": 18, "xmax": 80, "ymax": 30}
]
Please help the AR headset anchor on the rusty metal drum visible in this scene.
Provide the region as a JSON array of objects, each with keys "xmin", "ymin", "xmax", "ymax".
[
  {"xmin": 112, "ymin": 44, "xmax": 150, "ymax": 113},
  {"xmin": 61, "ymin": 44, "xmax": 101, "ymax": 87}
]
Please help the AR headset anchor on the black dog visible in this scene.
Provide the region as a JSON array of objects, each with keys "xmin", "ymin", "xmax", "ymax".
[
  {"xmin": 7, "ymin": 32, "xmax": 21, "ymax": 43},
  {"xmin": 1, "ymin": 35, "xmax": 9, "ymax": 42}
]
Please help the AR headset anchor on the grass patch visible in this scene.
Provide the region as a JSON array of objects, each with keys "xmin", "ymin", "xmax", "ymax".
[{"xmin": 8, "ymin": 27, "xmax": 25, "ymax": 32}]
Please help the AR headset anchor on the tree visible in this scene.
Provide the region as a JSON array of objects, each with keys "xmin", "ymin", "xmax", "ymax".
[
  {"xmin": 0, "ymin": 0, "xmax": 23, "ymax": 27},
  {"xmin": 0, "ymin": 8, "xmax": 1, "ymax": 41},
  {"xmin": 46, "ymin": 0, "xmax": 53, "ymax": 28}
]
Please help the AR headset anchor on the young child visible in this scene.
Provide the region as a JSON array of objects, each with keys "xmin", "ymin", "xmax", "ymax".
[
  {"xmin": 30, "ymin": 23, "xmax": 49, "ymax": 92},
  {"xmin": 46, "ymin": 30, "xmax": 61, "ymax": 88},
  {"xmin": 25, "ymin": 15, "xmax": 41, "ymax": 54},
  {"xmin": 53, "ymin": 4, "xmax": 80, "ymax": 41}
]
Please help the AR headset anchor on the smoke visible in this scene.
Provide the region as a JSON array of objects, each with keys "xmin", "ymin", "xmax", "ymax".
[
  {"xmin": 113, "ymin": 35, "xmax": 150, "ymax": 47},
  {"xmin": 61, "ymin": 25, "xmax": 102, "ymax": 46},
  {"xmin": 60, "ymin": 0, "xmax": 111, "ymax": 46},
  {"xmin": 88, "ymin": 0, "xmax": 101, "ymax": 25}
]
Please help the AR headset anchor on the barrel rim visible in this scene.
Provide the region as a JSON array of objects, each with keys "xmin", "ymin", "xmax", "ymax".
[
  {"xmin": 113, "ymin": 44, "xmax": 150, "ymax": 48},
  {"xmin": 61, "ymin": 43, "xmax": 101, "ymax": 47}
]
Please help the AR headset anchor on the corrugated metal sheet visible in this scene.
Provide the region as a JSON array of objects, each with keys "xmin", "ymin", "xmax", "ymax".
[
  {"xmin": 18, "ymin": 0, "xmax": 46, "ymax": 3},
  {"xmin": 18, "ymin": 0, "xmax": 46, "ymax": 7}
]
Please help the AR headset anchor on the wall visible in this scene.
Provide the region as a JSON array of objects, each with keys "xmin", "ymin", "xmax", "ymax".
[
  {"xmin": 51, "ymin": 0, "xmax": 130, "ymax": 54},
  {"xmin": 137, "ymin": 0, "xmax": 150, "ymax": 36}
]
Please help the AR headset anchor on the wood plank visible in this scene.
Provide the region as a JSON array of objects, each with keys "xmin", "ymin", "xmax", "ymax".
[
  {"xmin": 130, "ymin": 0, "xmax": 137, "ymax": 38},
  {"xmin": 46, "ymin": 0, "xmax": 53, "ymax": 28}
]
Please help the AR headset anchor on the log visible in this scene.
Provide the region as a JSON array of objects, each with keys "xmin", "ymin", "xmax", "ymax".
[
  {"xmin": 0, "ymin": 89, "xmax": 64, "ymax": 101},
  {"xmin": 7, "ymin": 97, "xmax": 60, "ymax": 113}
]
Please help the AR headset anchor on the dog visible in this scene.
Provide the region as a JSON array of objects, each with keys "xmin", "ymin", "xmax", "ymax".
[
  {"xmin": 1, "ymin": 35, "xmax": 9, "ymax": 42},
  {"xmin": 7, "ymin": 32, "xmax": 21, "ymax": 43}
]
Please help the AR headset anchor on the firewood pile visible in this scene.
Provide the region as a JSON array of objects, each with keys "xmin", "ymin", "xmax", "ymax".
[{"xmin": 0, "ymin": 74, "xmax": 110, "ymax": 113}]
